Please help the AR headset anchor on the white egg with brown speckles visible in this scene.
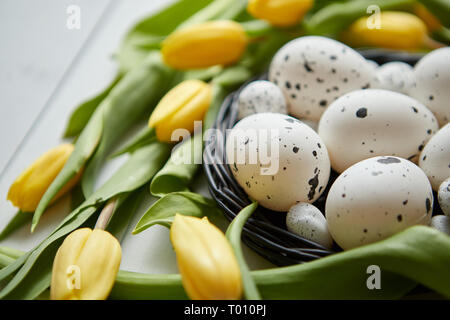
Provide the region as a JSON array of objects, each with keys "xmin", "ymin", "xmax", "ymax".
[
  {"xmin": 269, "ymin": 36, "xmax": 376, "ymax": 121},
  {"xmin": 237, "ymin": 80, "xmax": 287, "ymax": 120},
  {"xmin": 286, "ymin": 203, "xmax": 333, "ymax": 248},
  {"xmin": 375, "ymin": 61, "xmax": 415, "ymax": 94},
  {"xmin": 438, "ymin": 178, "xmax": 450, "ymax": 216},
  {"xmin": 318, "ymin": 89, "xmax": 438, "ymax": 173},
  {"xmin": 410, "ymin": 47, "xmax": 450, "ymax": 126},
  {"xmin": 226, "ymin": 113, "xmax": 330, "ymax": 212},
  {"xmin": 419, "ymin": 123, "xmax": 450, "ymax": 191},
  {"xmin": 326, "ymin": 156, "xmax": 433, "ymax": 250}
]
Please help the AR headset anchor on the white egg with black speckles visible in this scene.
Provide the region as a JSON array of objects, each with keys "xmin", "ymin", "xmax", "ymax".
[
  {"xmin": 226, "ymin": 113, "xmax": 331, "ymax": 212},
  {"xmin": 299, "ymin": 119, "xmax": 318, "ymax": 132},
  {"xmin": 237, "ymin": 80, "xmax": 287, "ymax": 120},
  {"xmin": 318, "ymin": 89, "xmax": 439, "ymax": 173},
  {"xmin": 410, "ymin": 47, "xmax": 450, "ymax": 126},
  {"xmin": 286, "ymin": 203, "xmax": 333, "ymax": 248},
  {"xmin": 326, "ymin": 156, "xmax": 433, "ymax": 250},
  {"xmin": 438, "ymin": 178, "xmax": 450, "ymax": 216},
  {"xmin": 269, "ymin": 36, "xmax": 376, "ymax": 121},
  {"xmin": 375, "ymin": 62, "xmax": 415, "ymax": 94},
  {"xmin": 419, "ymin": 123, "xmax": 450, "ymax": 191},
  {"xmin": 366, "ymin": 60, "xmax": 379, "ymax": 71},
  {"xmin": 430, "ymin": 215, "xmax": 450, "ymax": 235}
]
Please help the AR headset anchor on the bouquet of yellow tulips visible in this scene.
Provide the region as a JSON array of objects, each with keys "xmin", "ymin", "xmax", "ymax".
[{"xmin": 1, "ymin": 0, "xmax": 449, "ymax": 301}]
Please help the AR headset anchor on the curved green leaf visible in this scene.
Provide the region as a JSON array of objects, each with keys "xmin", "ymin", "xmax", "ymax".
[
  {"xmin": 226, "ymin": 202, "xmax": 261, "ymax": 300},
  {"xmin": 133, "ymin": 191, "xmax": 221, "ymax": 234}
]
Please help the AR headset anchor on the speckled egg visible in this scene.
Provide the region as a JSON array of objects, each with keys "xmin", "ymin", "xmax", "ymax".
[
  {"xmin": 226, "ymin": 113, "xmax": 331, "ymax": 212},
  {"xmin": 438, "ymin": 178, "xmax": 450, "ymax": 216},
  {"xmin": 410, "ymin": 47, "xmax": 450, "ymax": 126},
  {"xmin": 286, "ymin": 203, "xmax": 333, "ymax": 248},
  {"xmin": 375, "ymin": 62, "xmax": 415, "ymax": 94},
  {"xmin": 430, "ymin": 215, "xmax": 450, "ymax": 236},
  {"xmin": 419, "ymin": 123, "xmax": 450, "ymax": 191},
  {"xmin": 269, "ymin": 36, "xmax": 376, "ymax": 121},
  {"xmin": 318, "ymin": 89, "xmax": 439, "ymax": 173},
  {"xmin": 326, "ymin": 156, "xmax": 433, "ymax": 250},
  {"xmin": 237, "ymin": 80, "xmax": 287, "ymax": 120}
]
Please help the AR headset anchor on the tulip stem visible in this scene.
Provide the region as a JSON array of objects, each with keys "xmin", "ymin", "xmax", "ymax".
[{"xmin": 95, "ymin": 198, "xmax": 118, "ymax": 230}]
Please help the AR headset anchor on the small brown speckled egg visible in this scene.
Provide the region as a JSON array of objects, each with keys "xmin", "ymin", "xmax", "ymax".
[
  {"xmin": 326, "ymin": 156, "xmax": 433, "ymax": 250},
  {"xmin": 318, "ymin": 89, "xmax": 438, "ymax": 173},
  {"xmin": 269, "ymin": 36, "xmax": 376, "ymax": 121}
]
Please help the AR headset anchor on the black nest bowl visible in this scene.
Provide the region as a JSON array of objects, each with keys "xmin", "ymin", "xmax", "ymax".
[{"xmin": 203, "ymin": 50, "xmax": 424, "ymax": 267}]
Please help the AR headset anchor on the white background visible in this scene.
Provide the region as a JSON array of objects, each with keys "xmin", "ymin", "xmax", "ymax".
[{"xmin": 0, "ymin": 0, "xmax": 273, "ymax": 274}]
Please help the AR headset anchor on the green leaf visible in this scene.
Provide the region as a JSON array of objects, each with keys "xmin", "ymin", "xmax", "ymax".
[
  {"xmin": 0, "ymin": 142, "xmax": 171, "ymax": 299},
  {"xmin": 0, "ymin": 211, "xmax": 32, "ymax": 241},
  {"xmin": 81, "ymin": 52, "xmax": 176, "ymax": 198},
  {"xmin": 63, "ymin": 75, "xmax": 121, "ymax": 138},
  {"xmin": 111, "ymin": 226, "xmax": 450, "ymax": 299},
  {"xmin": 150, "ymin": 135, "xmax": 203, "ymax": 197},
  {"xmin": 111, "ymin": 127, "xmax": 156, "ymax": 158},
  {"xmin": 418, "ymin": 0, "xmax": 450, "ymax": 28},
  {"xmin": 133, "ymin": 191, "xmax": 221, "ymax": 234},
  {"xmin": 305, "ymin": 0, "xmax": 414, "ymax": 36},
  {"xmin": 226, "ymin": 202, "xmax": 261, "ymax": 300}
]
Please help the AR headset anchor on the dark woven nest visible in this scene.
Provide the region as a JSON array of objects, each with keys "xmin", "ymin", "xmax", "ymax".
[{"xmin": 203, "ymin": 50, "xmax": 423, "ymax": 266}]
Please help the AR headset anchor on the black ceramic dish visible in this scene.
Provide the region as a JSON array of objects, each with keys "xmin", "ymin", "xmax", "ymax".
[{"xmin": 203, "ymin": 50, "xmax": 424, "ymax": 266}]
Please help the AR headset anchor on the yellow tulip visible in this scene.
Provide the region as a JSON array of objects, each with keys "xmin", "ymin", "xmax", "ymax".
[
  {"xmin": 341, "ymin": 11, "xmax": 429, "ymax": 50},
  {"xmin": 149, "ymin": 79, "xmax": 212, "ymax": 143},
  {"xmin": 50, "ymin": 228, "xmax": 122, "ymax": 300},
  {"xmin": 247, "ymin": 0, "xmax": 314, "ymax": 27},
  {"xmin": 170, "ymin": 214, "xmax": 242, "ymax": 300},
  {"xmin": 7, "ymin": 143, "xmax": 80, "ymax": 212},
  {"xmin": 161, "ymin": 20, "xmax": 248, "ymax": 70}
]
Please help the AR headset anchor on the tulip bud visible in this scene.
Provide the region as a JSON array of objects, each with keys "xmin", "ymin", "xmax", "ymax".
[
  {"xmin": 51, "ymin": 228, "xmax": 122, "ymax": 300},
  {"xmin": 149, "ymin": 79, "xmax": 212, "ymax": 143},
  {"xmin": 7, "ymin": 144, "xmax": 81, "ymax": 212},
  {"xmin": 162, "ymin": 20, "xmax": 248, "ymax": 70},
  {"xmin": 341, "ymin": 11, "xmax": 429, "ymax": 50},
  {"xmin": 247, "ymin": 0, "xmax": 314, "ymax": 27},
  {"xmin": 170, "ymin": 214, "xmax": 242, "ymax": 300}
]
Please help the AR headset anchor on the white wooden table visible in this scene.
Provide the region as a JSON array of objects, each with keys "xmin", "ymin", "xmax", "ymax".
[{"xmin": 0, "ymin": 0, "xmax": 273, "ymax": 275}]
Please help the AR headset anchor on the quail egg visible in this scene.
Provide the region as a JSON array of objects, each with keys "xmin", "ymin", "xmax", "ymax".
[
  {"xmin": 375, "ymin": 61, "xmax": 415, "ymax": 94},
  {"xmin": 286, "ymin": 202, "xmax": 333, "ymax": 248},
  {"xmin": 326, "ymin": 156, "xmax": 433, "ymax": 250},
  {"xmin": 318, "ymin": 89, "xmax": 439, "ymax": 173},
  {"xmin": 237, "ymin": 80, "xmax": 287, "ymax": 120},
  {"xmin": 430, "ymin": 215, "xmax": 450, "ymax": 236},
  {"xmin": 438, "ymin": 178, "xmax": 450, "ymax": 216},
  {"xmin": 419, "ymin": 123, "xmax": 450, "ymax": 191},
  {"xmin": 410, "ymin": 47, "xmax": 450, "ymax": 126},
  {"xmin": 269, "ymin": 36, "xmax": 376, "ymax": 121},
  {"xmin": 226, "ymin": 113, "xmax": 330, "ymax": 212}
]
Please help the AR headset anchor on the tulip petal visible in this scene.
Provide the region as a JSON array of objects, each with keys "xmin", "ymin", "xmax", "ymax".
[{"xmin": 149, "ymin": 80, "xmax": 206, "ymax": 127}]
